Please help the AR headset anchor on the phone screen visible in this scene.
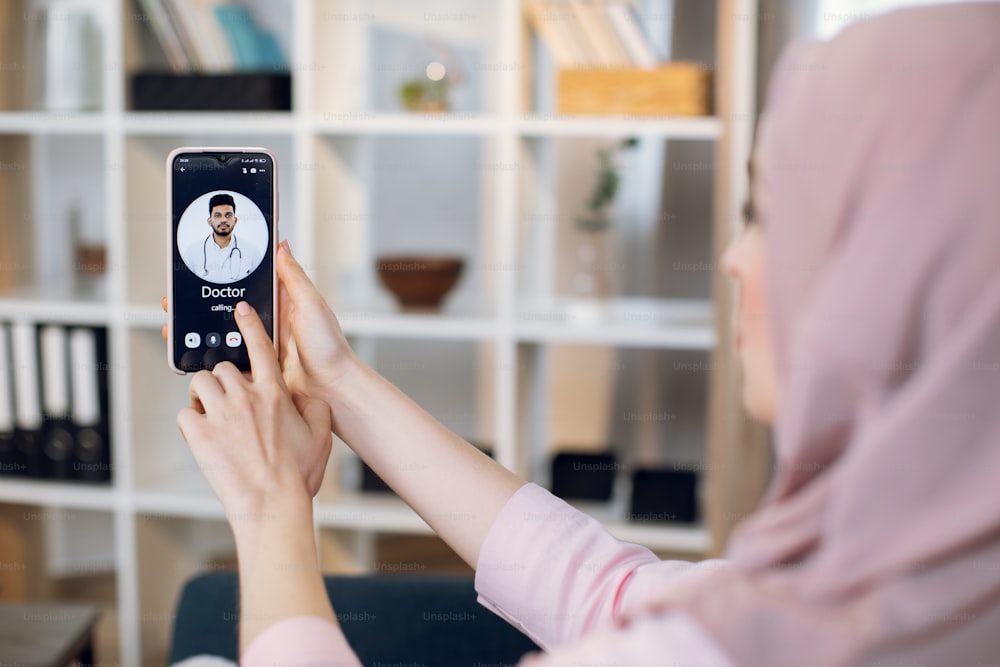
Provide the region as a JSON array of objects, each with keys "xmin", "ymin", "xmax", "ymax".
[{"xmin": 169, "ymin": 150, "xmax": 276, "ymax": 373}]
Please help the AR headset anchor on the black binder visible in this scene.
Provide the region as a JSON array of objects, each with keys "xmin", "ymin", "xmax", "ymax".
[
  {"xmin": 0, "ymin": 322, "xmax": 112, "ymax": 484},
  {"xmin": 0, "ymin": 323, "xmax": 18, "ymax": 475},
  {"xmin": 10, "ymin": 322, "xmax": 44, "ymax": 478},
  {"xmin": 39, "ymin": 325, "xmax": 76, "ymax": 480},
  {"xmin": 68, "ymin": 326, "xmax": 112, "ymax": 483}
]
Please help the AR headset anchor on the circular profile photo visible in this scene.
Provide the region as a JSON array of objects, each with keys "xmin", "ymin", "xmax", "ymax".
[{"xmin": 177, "ymin": 190, "xmax": 268, "ymax": 284}]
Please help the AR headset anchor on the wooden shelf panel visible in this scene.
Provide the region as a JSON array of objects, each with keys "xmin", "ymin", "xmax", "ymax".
[
  {"xmin": 0, "ymin": 478, "xmax": 116, "ymax": 511},
  {"xmin": 122, "ymin": 112, "xmax": 298, "ymax": 135},
  {"xmin": 516, "ymin": 297, "xmax": 715, "ymax": 349},
  {"xmin": 2, "ymin": 112, "xmax": 727, "ymax": 139},
  {"xmin": 338, "ymin": 310, "xmax": 498, "ymax": 341},
  {"xmin": 0, "ymin": 293, "xmax": 112, "ymax": 325},
  {"xmin": 312, "ymin": 113, "xmax": 501, "ymax": 136},
  {"xmin": 314, "ymin": 493, "xmax": 431, "ymax": 533},
  {"xmin": 606, "ymin": 521, "xmax": 710, "ymax": 553},
  {"xmin": 126, "ymin": 299, "xmax": 714, "ymax": 349},
  {"xmin": 565, "ymin": 499, "xmax": 710, "ymax": 554},
  {"xmin": 0, "ymin": 112, "xmax": 106, "ymax": 134},
  {"xmin": 132, "ymin": 490, "xmax": 226, "ymax": 521},
  {"xmin": 132, "ymin": 468, "xmax": 223, "ymax": 519},
  {"xmin": 122, "ymin": 305, "xmax": 165, "ymax": 330},
  {"xmin": 517, "ymin": 114, "xmax": 723, "ymax": 139},
  {"xmin": 126, "ymin": 317, "xmax": 716, "ymax": 349}
]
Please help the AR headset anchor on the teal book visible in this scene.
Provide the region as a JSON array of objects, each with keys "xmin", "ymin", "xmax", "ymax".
[
  {"xmin": 214, "ymin": 3, "xmax": 262, "ymax": 70},
  {"xmin": 256, "ymin": 30, "xmax": 287, "ymax": 70}
]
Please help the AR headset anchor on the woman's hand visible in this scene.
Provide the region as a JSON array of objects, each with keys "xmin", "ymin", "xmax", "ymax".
[
  {"xmin": 162, "ymin": 241, "xmax": 360, "ymax": 406},
  {"xmin": 167, "ymin": 244, "xmax": 524, "ymax": 572},
  {"xmin": 176, "ymin": 300, "xmax": 333, "ymax": 515},
  {"xmin": 274, "ymin": 241, "xmax": 359, "ymax": 404}
]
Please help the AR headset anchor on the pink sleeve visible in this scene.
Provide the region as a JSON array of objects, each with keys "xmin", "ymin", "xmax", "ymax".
[
  {"xmin": 474, "ymin": 482, "xmax": 729, "ymax": 650},
  {"xmin": 516, "ymin": 610, "xmax": 736, "ymax": 666},
  {"xmin": 240, "ymin": 616, "xmax": 362, "ymax": 667}
]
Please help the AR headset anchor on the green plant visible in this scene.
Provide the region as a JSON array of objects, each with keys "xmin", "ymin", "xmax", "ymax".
[
  {"xmin": 577, "ymin": 137, "xmax": 639, "ymax": 232},
  {"xmin": 398, "ymin": 77, "xmax": 449, "ymax": 111}
]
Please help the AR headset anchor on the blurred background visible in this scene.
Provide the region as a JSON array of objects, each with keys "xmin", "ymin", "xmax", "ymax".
[{"xmin": 0, "ymin": 0, "xmax": 972, "ymax": 664}]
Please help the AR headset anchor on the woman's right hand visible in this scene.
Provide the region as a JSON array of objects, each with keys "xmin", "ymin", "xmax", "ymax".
[
  {"xmin": 160, "ymin": 242, "xmax": 359, "ymax": 403},
  {"xmin": 274, "ymin": 241, "xmax": 360, "ymax": 403}
]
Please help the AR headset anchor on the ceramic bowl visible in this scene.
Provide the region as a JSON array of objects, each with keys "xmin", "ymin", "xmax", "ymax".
[{"xmin": 375, "ymin": 255, "xmax": 464, "ymax": 310}]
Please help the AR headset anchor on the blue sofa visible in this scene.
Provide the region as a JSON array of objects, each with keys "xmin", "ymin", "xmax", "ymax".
[{"xmin": 170, "ymin": 573, "xmax": 540, "ymax": 665}]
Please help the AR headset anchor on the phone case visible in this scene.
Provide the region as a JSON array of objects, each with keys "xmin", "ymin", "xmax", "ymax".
[{"xmin": 166, "ymin": 146, "xmax": 279, "ymax": 375}]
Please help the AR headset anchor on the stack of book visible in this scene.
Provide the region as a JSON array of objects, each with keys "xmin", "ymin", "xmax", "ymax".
[
  {"xmin": 524, "ymin": 0, "xmax": 662, "ymax": 70},
  {"xmin": 0, "ymin": 323, "xmax": 112, "ymax": 484},
  {"xmin": 135, "ymin": 0, "xmax": 285, "ymax": 72},
  {"xmin": 131, "ymin": 0, "xmax": 292, "ymax": 111},
  {"xmin": 523, "ymin": 0, "xmax": 711, "ymax": 116}
]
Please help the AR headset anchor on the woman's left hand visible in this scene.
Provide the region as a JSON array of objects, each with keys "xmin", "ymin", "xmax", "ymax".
[{"xmin": 176, "ymin": 300, "xmax": 333, "ymax": 517}]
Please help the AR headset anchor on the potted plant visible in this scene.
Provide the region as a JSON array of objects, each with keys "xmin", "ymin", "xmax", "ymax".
[
  {"xmin": 397, "ymin": 53, "xmax": 458, "ymax": 113},
  {"xmin": 398, "ymin": 75, "xmax": 450, "ymax": 112},
  {"xmin": 571, "ymin": 137, "xmax": 639, "ymax": 298}
]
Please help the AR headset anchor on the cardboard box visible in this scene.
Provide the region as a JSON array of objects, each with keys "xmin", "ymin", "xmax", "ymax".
[{"xmin": 557, "ymin": 62, "xmax": 711, "ymax": 116}]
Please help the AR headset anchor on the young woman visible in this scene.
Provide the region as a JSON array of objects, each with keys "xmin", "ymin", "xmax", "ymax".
[{"xmin": 174, "ymin": 4, "xmax": 1000, "ymax": 665}]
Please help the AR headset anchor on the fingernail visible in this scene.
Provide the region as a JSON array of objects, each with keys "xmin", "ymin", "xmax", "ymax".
[
  {"xmin": 236, "ymin": 301, "xmax": 251, "ymax": 316},
  {"xmin": 280, "ymin": 240, "xmax": 291, "ymax": 254}
]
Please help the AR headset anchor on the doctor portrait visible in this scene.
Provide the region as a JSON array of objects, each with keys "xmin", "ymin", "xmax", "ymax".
[{"xmin": 178, "ymin": 191, "xmax": 267, "ymax": 284}]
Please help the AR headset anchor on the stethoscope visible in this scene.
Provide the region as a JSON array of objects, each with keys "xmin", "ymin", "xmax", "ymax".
[{"xmin": 202, "ymin": 234, "xmax": 242, "ymax": 281}]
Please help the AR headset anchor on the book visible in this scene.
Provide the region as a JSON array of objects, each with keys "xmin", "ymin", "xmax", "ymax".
[
  {"xmin": 550, "ymin": 0, "xmax": 601, "ymax": 67},
  {"xmin": 561, "ymin": 0, "xmax": 606, "ymax": 67},
  {"xmin": 214, "ymin": 4, "xmax": 287, "ymax": 71},
  {"xmin": 605, "ymin": 0, "xmax": 660, "ymax": 70},
  {"xmin": 214, "ymin": 4, "xmax": 262, "ymax": 70},
  {"xmin": 524, "ymin": 0, "xmax": 590, "ymax": 69},
  {"xmin": 163, "ymin": 0, "xmax": 204, "ymax": 69},
  {"xmin": 192, "ymin": 0, "xmax": 235, "ymax": 71},
  {"xmin": 255, "ymin": 30, "xmax": 287, "ymax": 70},
  {"xmin": 570, "ymin": 0, "xmax": 632, "ymax": 68},
  {"xmin": 135, "ymin": 0, "xmax": 192, "ymax": 71},
  {"xmin": 166, "ymin": 0, "xmax": 233, "ymax": 71}
]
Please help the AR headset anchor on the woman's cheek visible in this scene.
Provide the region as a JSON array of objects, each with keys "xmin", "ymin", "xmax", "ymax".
[{"xmin": 739, "ymin": 229, "xmax": 779, "ymax": 422}]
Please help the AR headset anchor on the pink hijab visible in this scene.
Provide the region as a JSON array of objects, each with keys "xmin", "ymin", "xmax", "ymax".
[{"xmin": 663, "ymin": 4, "xmax": 1000, "ymax": 665}]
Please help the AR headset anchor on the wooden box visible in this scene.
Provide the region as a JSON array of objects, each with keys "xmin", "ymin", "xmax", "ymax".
[{"xmin": 557, "ymin": 62, "xmax": 711, "ymax": 116}]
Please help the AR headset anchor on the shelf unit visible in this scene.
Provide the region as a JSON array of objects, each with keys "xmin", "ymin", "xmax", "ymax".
[{"xmin": 0, "ymin": 0, "xmax": 766, "ymax": 664}]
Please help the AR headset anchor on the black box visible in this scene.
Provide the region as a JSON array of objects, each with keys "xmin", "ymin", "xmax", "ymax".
[
  {"xmin": 550, "ymin": 451, "xmax": 617, "ymax": 502},
  {"xmin": 131, "ymin": 71, "xmax": 292, "ymax": 111},
  {"xmin": 360, "ymin": 460, "xmax": 393, "ymax": 494},
  {"xmin": 628, "ymin": 468, "xmax": 699, "ymax": 524}
]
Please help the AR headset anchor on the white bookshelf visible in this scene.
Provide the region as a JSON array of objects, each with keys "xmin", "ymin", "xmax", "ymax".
[{"xmin": 0, "ymin": 0, "xmax": 760, "ymax": 664}]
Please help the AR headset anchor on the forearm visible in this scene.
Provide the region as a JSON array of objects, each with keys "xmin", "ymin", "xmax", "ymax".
[
  {"xmin": 325, "ymin": 361, "xmax": 525, "ymax": 568},
  {"xmin": 231, "ymin": 491, "xmax": 338, "ymax": 655}
]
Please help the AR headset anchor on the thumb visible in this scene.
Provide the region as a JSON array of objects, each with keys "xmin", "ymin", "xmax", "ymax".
[
  {"xmin": 276, "ymin": 241, "xmax": 322, "ymax": 307},
  {"xmin": 292, "ymin": 392, "xmax": 332, "ymax": 440}
]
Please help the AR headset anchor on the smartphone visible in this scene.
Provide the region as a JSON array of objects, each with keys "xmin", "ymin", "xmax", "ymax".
[{"xmin": 167, "ymin": 147, "xmax": 278, "ymax": 374}]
